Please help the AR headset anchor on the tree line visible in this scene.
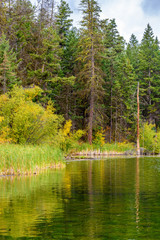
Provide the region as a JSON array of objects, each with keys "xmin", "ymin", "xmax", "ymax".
[{"xmin": 0, "ymin": 0, "xmax": 160, "ymax": 144}]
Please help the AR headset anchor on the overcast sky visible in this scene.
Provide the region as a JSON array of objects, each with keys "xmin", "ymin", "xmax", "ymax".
[{"xmin": 32, "ymin": 0, "xmax": 160, "ymax": 42}]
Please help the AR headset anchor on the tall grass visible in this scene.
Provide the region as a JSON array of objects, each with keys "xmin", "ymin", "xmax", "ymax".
[
  {"xmin": 71, "ymin": 142, "xmax": 135, "ymax": 155},
  {"xmin": 0, "ymin": 144, "xmax": 65, "ymax": 175}
]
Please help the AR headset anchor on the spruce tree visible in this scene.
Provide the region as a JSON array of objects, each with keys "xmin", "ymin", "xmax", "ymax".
[
  {"xmin": 102, "ymin": 19, "xmax": 124, "ymax": 142},
  {"xmin": 78, "ymin": 0, "xmax": 104, "ymax": 144},
  {"xmin": 28, "ymin": 27, "xmax": 61, "ymax": 94},
  {"xmin": 55, "ymin": 0, "xmax": 73, "ymax": 44},
  {"xmin": 138, "ymin": 24, "xmax": 160, "ymax": 124},
  {"xmin": 0, "ymin": 0, "xmax": 7, "ymax": 35},
  {"xmin": 126, "ymin": 34, "xmax": 139, "ymax": 71},
  {"xmin": 0, "ymin": 34, "xmax": 17, "ymax": 93},
  {"xmin": 4, "ymin": 0, "xmax": 36, "ymax": 84},
  {"xmin": 53, "ymin": 1, "xmax": 78, "ymax": 121},
  {"xmin": 50, "ymin": 28, "xmax": 79, "ymax": 121}
]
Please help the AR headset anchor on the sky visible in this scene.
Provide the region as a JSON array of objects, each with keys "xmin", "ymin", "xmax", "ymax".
[{"xmin": 32, "ymin": 0, "xmax": 160, "ymax": 43}]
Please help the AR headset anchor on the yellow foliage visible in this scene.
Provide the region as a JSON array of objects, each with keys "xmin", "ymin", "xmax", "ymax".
[
  {"xmin": 0, "ymin": 127, "xmax": 12, "ymax": 143},
  {"xmin": 94, "ymin": 129, "xmax": 105, "ymax": 146},
  {"xmin": 72, "ymin": 129, "xmax": 85, "ymax": 141},
  {"xmin": 46, "ymin": 100, "xmax": 56, "ymax": 114},
  {"xmin": 0, "ymin": 94, "xmax": 8, "ymax": 108},
  {"xmin": 52, "ymin": 120, "xmax": 85, "ymax": 153},
  {"xmin": 62, "ymin": 119, "xmax": 72, "ymax": 137},
  {"xmin": 0, "ymin": 116, "xmax": 4, "ymax": 123},
  {"xmin": 24, "ymin": 85, "xmax": 43, "ymax": 101},
  {"xmin": 0, "ymin": 86, "xmax": 62, "ymax": 144}
]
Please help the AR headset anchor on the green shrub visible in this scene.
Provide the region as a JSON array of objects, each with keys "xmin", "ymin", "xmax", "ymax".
[
  {"xmin": 140, "ymin": 122, "xmax": 158, "ymax": 153},
  {"xmin": 0, "ymin": 86, "xmax": 63, "ymax": 144}
]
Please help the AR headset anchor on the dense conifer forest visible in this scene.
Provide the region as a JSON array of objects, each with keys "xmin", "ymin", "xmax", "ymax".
[{"xmin": 0, "ymin": 0, "xmax": 160, "ymax": 144}]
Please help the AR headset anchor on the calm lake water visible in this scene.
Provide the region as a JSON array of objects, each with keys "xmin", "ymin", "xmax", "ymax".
[{"xmin": 0, "ymin": 157, "xmax": 160, "ymax": 239}]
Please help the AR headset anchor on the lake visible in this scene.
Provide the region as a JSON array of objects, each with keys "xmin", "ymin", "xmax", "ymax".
[{"xmin": 0, "ymin": 157, "xmax": 160, "ymax": 239}]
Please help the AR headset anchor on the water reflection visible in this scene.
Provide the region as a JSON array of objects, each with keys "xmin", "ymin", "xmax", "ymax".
[
  {"xmin": 135, "ymin": 157, "xmax": 140, "ymax": 229},
  {"xmin": 0, "ymin": 157, "xmax": 160, "ymax": 239}
]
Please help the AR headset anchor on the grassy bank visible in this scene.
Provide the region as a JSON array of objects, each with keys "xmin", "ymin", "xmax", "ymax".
[
  {"xmin": 0, "ymin": 144, "xmax": 65, "ymax": 175},
  {"xmin": 70, "ymin": 142, "xmax": 135, "ymax": 157},
  {"xmin": 0, "ymin": 142, "xmax": 135, "ymax": 175}
]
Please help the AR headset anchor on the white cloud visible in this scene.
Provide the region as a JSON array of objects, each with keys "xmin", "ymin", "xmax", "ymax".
[
  {"xmin": 98, "ymin": 0, "xmax": 160, "ymax": 42},
  {"xmin": 31, "ymin": 0, "xmax": 160, "ymax": 42},
  {"xmin": 99, "ymin": 0, "xmax": 144, "ymax": 41}
]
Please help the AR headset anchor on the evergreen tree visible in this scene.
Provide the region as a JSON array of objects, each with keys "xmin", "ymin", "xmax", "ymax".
[
  {"xmin": 78, "ymin": 0, "xmax": 104, "ymax": 144},
  {"xmin": 55, "ymin": 0, "xmax": 73, "ymax": 45},
  {"xmin": 126, "ymin": 34, "xmax": 139, "ymax": 71},
  {"xmin": 0, "ymin": 1, "xmax": 7, "ymax": 35},
  {"xmin": 0, "ymin": 34, "xmax": 17, "ymax": 93},
  {"xmin": 53, "ymin": 1, "xmax": 78, "ymax": 121},
  {"xmin": 50, "ymin": 28, "xmax": 79, "ymax": 122},
  {"xmin": 111, "ymin": 53, "xmax": 137, "ymax": 142},
  {"xmin": 138, "ymin": 24, "xmax": 160, "ymax": 124},
  {"xmin": 4, "ymin": 0, "xmax": 36, "ymax": 84},
  {"xmin": 28, "ymin": 27, "xmax": 61, "ymax": 96},
  {"xmin": 102, "ymin": 19, "xmax": 125, "ymax": 142}
]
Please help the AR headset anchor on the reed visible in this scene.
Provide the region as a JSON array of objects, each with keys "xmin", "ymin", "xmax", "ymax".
[
  {"xmin": 71, "ymin": 142, "xmax": 135, "ymax": 156},
  {"xmin": 101, "ymin": 142, "xmax": 135, "ymax": 153},
  {"xmin": 0, "ymin": 144, "xmax": 65, "ymax": 175}
]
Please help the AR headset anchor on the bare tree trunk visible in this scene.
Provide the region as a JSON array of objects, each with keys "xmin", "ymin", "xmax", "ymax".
[
  {"xmin": 148, "ymin": 69, "xmax": 152, "ymax": 123},
  {"xmin": 115, "ymin": 100, "xmax": 117, "ymax": 143},
  {"xmin": 137, "ymin": 82, "xmax": 140, "ymax": 155},
  {"xmin": 88, "ymin": 87, "xmax": 94, "ymax": 144},
  {"xmin": 88, "ymin": 31, "xmax": 95, "ymax": 144},
  {"xmin": 110, "ymin": 86, "xmax": 113, "ymax": 143},
  {"xmin": 65, "ymin": 86, "xmax": 69, "ymax": 120},
  {"xmin": 50, "ymin": 0, "xmax": 55, "ymax": 27}
]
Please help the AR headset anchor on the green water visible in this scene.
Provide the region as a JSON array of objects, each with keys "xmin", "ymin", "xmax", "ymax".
[{"xmin": 0, "ymin": 157, "xmax": 160, "ymax": 239}]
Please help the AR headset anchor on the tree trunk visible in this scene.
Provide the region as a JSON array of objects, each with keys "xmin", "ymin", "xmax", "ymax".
[
  {"xmin": 110, "ymin": 86, "xmax": 112, "ymax": 143},
  {"xmin": 88, "ymin": 33, "xmax": 95, "ymax": 144},
  {"xmin": 88, "ymin": 87, "xmax": 94, "ymax": 144},
  {"xmin": 148, "ymin": 69, "xmax": 152, "ymax": 123},
  {"xmin": 115, "ymin": 100, "xmax": 117, "ymax": 143},
  {"xmin": 137, "ymin": 82, "xmax": 140, "ymax": 155},
  {"xmin": 3, "ymin": 73, "xmax": 6, "ymax": 94},
  {"xmin": 65, "ymin": 86, "xmax": 69, "ymax": 120},
  {"xmin": 50, "ymin": 0, "xmax": 55, "ymax": 27}
]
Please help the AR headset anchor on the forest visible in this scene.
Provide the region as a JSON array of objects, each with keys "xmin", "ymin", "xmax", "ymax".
[{"xmin": 0, "ymin": 0, "xmax": 160, "ymax": 151}]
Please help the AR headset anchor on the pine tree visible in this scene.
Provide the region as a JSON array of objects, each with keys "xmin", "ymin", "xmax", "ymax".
[
  {"xmin": 4, "ymin": 0, "xmax": 36, "ymax": 84},
  {"xmin": 138, "ymin": 24, "xmax": 160, "ymax": 124},
  {"xmin": 28, "ymin": 27, "xmax": 61, "ymax": 95},
  {"xmin": 111, "ymin": 53, "xmax": 137, "ymax": 142},
  {"xmin": 0, "ymin": 0, "xmax": 7, "ymax": 35},
  {"xmin": 50, "ymin": 28, "xmax": 79, "ymax": 122},
  {"xmin": 102, "ymin": 19, "xmax": 124, "ymax": 142},
  {"xmin": 53, "ymin": 1, "xmax": 78, "ymax": 121},
  {"xmin": 0, "ymin": 34, "xmax": 17, "ymax": 93},
  {"xmin": 126, "ymin": 34, "xmax": 139, "ymax": 71},
  {"xmin": 55, "ymin": 0, "xmax": 73, "ymax": 45},
  {"xmin": 78, "ymin": 0, "xmax": 104, "ymax": 144}
]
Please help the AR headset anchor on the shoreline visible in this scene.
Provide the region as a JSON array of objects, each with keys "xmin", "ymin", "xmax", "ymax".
[
  {"xmin": 69, "ymin": 150, "xmax": 136, "ymax": 159},
  {"xmin": 0, "ymin": 162, "xmax": 65, "ymax": 177},
  {"xmin": 0, "ymin": 144, "xmax": 65, "ymax": 177}
]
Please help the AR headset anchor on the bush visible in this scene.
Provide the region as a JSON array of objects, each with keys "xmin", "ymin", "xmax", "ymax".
[
  {"xmin": 0, "ymin": 86, "xmax": 63, "ymax": 144},
  {"xmin": 140, "ymin": 122, "xmax": 159, "ymax": 154},
  {"xmin": 93, "ymin": 128, "xmax": 105, "ymax": 147},
  {"xmin": 52, "ymin": 120, "xmax": 85, "ymax": 154}
]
